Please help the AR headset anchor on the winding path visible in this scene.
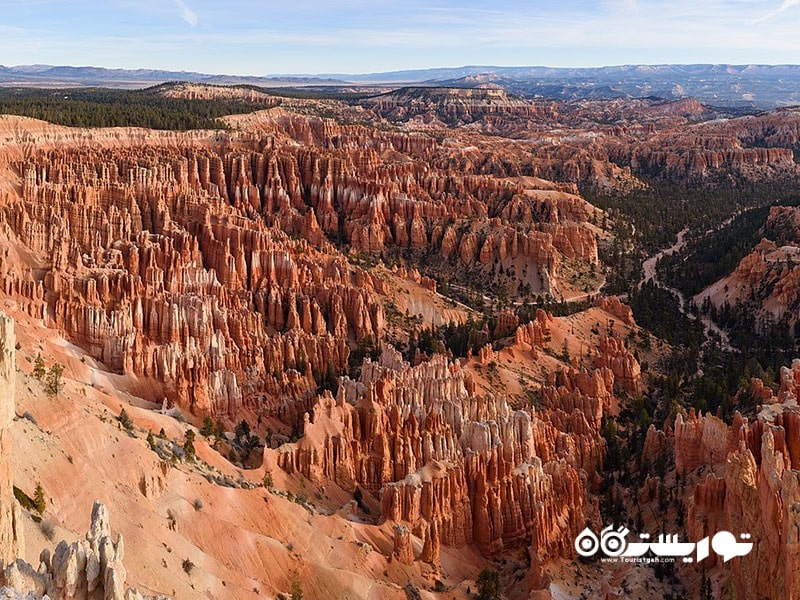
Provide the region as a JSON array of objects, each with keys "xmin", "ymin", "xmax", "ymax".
[{"xmin": 640, "ymin": 222, "xmax": 737, "ymax": 352}]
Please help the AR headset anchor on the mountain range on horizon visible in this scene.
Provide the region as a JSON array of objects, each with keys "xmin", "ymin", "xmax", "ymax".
[{"xmin": 5, "ymin": 62, "xmax": 800, "ymax": 108}]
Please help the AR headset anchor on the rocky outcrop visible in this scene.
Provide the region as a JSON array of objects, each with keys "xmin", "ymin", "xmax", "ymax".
[
  {"xmin": 161, "ymin": 83, "xmax": 281, "ymax": 107},
  {"xmin": 0, "ymin": 112, "xmax": 605, "ymax": 419},
  {"xmin": 363, "ymin": 87, "xmax": 551, "ymax": 126},
  {"xmin": 673, "ymin": 409, "xmax": 730, "ymax": 474},
  {"xmin": 592, "ymin": 336, "xmax": 641, "ymax": 395},
  {"xmin": 277, "ymin": 347, "xmax": 603, "ymax": 565},
  {"xmin": 493, "ymin": 310, "xmax": 520, "ymax": 339},
  {"xmin": 695, "ymin": 205, "xmax": 800, "ymax": 332},
  {"xmin": 593, "ymin": 296, "xmax": 635, "ymax": 327},
  {"xmin": 0, "ymin": 143, "xmax": 392, "ymax": 418},
  {"xmin": 2, "ymin": 501, "xmax": 164, "ymax": 600},
  {"xmin": 514, "ymin": 310, "xmax": 552, "ymax": 350},
  {"xmin": 674, "ymin": 366, "xmax": 800, "ymax": 600},
  {"xmin": 0, "ymin": 313, "xmax": 22, "ymax": 571}
]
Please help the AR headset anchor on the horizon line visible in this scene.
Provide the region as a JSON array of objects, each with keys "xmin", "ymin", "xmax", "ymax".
[{"xmin": 4, "ymin": 62, "xmax": 800, "ymax": 80}]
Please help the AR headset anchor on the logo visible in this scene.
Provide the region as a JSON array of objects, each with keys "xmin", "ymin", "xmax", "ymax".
[{"xmin": 574, "ymin": 526, "xmax": 753, "ymax": 564}]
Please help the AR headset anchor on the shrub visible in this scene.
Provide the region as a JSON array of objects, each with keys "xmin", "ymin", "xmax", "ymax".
[
  {"xmin": 200, "ymin": 416, "xmax": 215, "ymax": 438},
  {"xmin": 182, "ymin": 558, "xmax": 194, "ymax": 575},
  {"xmin": 234, "ymin": 420, "xmax": 250, "ymax": 442},
  {"xmin": 118, "ymin": 409, "xmax": 134, "ymax": 431},
  {"xmin": 193, "ymin": 498, "xmax": 203, "ymax": 511},
  {"xmin": 263, "ymin": 471, "xmax": 274, "ymax": 490},
  {"xmin": 476, "ymin": 568, "xmax": 500, "ymax": 600},
  {"xmin": 290, "ymin": 569, "xmax": 303, "ymax": 600},
  {"xmin": 13, "ymin": 486, "xmax": 35, "ymax": 512},
  {"xmin": 405, "ymin": 582, "xmax": 422, "ymax": 600},
  {"xmin": 40, "ymin": 518, "xmax": 55, "ymax": 541}
]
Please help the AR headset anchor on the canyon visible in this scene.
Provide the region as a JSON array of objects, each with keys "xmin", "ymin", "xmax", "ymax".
[
  {"xmin": 696, "ymin": 205, "xmax": 800, "ymax": 332},
  {"xmin": 0, "ymin": 82, "xmax": 798, "ymax": 600}
]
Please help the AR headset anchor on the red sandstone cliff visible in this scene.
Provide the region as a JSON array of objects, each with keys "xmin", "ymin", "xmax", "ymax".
[{"xmin": 671, "ymin": 361, "xmax": 800, "ymax": 599}]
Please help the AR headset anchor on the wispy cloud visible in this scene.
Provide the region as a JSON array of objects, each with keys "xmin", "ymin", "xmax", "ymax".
[
  {"xmin": 174, "ymin": 0, "xmax": 198, "ymax": 27},
  {"xmin": 1, "ymin": 0, "xmax": 800, "ymax": 74},
  {"xmin": 754, "ymin": 0, "xmax": 800, "ymax": 22}
]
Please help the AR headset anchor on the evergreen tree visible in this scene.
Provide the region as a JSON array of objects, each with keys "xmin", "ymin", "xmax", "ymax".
[
  {"xmin": 476, "ymin": 568, "xmax": 500, "ymax": 600},
  {"xmin": 200, "ymin": 416, "xmax": 215, "ymax": 438},
  {"xmin": 118, "ymin": 409, "xmax": 134, "ymax": 431},
  {"xmin": 234, "ymin": 420, "xmax": 250, "ymax": 442},
  {"xmin": 33, "ymin": 483, "xmax": 46, "ymax": 514},
  {"xmin": 33, "ymin": 354, "xmax": 46, "ymax": 379},
  {"xmin": 183, "ymin": 429, "xmax": 196, "ymax": 461},
  {"xmin": 45, "ymin": 363, "xmax": 65, "ymax": 397}
]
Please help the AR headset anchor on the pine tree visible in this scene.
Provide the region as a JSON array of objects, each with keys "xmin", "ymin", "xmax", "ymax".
[
  {"xmin": 234, "ymin": 420, "xmax": 250, "ymax": 442},
  {"xmin": 200, "ymin": 416, "xmax": 215, "ymax": 438},
  {"xmin": 45, "ymin": 363, "xmax": 64, "ymax": 397},
  {"xmin": 33, "ymin": 483, "xmax": 46, "ymax": 514},
  {"xmin": 476, "ymin": 568, "xmax": 500, "ymax": 600},
  {"xmin": 118, "ymin": 408, "xmax": 134, "ymax": 430},
  {"xmin": 33, "ymin": 354, "xmax": 46, "ymax": 379},
  {"xmin": 183, "ymin": 429, "xmax": 196, "ymax": 461}
]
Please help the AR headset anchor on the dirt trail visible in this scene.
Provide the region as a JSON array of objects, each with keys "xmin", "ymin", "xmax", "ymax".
[{"xmin": 641, "ymin": 219, "xmax": 738, "ymax": 352}]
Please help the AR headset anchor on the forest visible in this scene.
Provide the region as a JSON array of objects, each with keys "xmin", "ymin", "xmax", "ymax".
[{"xmin": 0, "ymin": 86, "xmax": 266, "ymax": 129}]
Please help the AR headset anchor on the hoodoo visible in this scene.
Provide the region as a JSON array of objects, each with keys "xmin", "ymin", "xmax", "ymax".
[{"xmin": 0, "ymin": 312, "xmax": 22, "ymax": 571}]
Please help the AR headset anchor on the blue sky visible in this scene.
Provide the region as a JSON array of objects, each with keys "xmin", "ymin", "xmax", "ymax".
[{"xmin": 1, "ymin": 0, "xmax": 800, "ymax": 75}]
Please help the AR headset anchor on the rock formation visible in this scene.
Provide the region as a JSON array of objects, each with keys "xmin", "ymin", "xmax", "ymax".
[
  {"xmin": 695, "ymin": 205, "xmax": 800, "ymax": 331},
  {"xmin": 593, "ymin": 336, "xmax": 642, "ymax": 395},
  {"xmin": 0, "ymin": 313, "xmax": 23, "ymax": 571},
  {"xmin": 0, "ymin": 113, "xmax": 604, "ymax": 420},
  {"xmin": 671, "ymin": 361, "xmax": 800, "ymax": 599},
  {"xmin": 277, "ymin": 347, "xmax": 605, "ymax": 565},
  {"xmin": 2, "ymin": 501, "xmax": 164, "ymax": 600}
]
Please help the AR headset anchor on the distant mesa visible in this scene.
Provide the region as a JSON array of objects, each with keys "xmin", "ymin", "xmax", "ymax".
[{"xmin": 4, "ymin": 63, "xmax": 800, "ymax": 107}]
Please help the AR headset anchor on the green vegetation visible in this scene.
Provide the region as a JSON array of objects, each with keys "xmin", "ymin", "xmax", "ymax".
[
  {"xmin": 476, "ymin": 568, "xmax": 500, "ymax": 600},
  {"xmin": 13, "ymin": 486, "xmax": 36, "ymax": 512},
  {"xmin": 182, "ymin": 558, "xmax": 195, "ymax": 575},
  {"xmin": 118, "ymin": 408, "xmax": 134, "ymax": 431},
  {"xmin": 290, "ymin": 568, "xmax": 304, "ymax": 600},
  {"xmin": 183, "ymin": 429, "xmax": 197, "ymax": 461},
  {"xmin": 347, "ymin": 335, "xmax": 381, "ymax": 377},
  {"xmin": 629, "ymin": 282, "xmax": 705, "ymax": 349},
  {"xmin": 660, "ymin": 200, "xmax": 800, "ymax": 298},
  {"xmin": 44, "ymin": 363, "xmax": 65, "ymax": 397},
  {"xmin": 200, "ymin": 416, "xmax": 215, "ymax": 438},
  {"xmin": 234, "ymin": 420, "xmax": 251, "ymax": 442},
  {"xmin": 33, "ymin": 354, "xmax": 46, "ymax": 380},
  {"xmin": 586, "ymin": 177, "xmax": 800, "ymax": 295},
  {"xmin": 33, "ymin": 483, "xmax": 46, "ymax": 514},
  {"xmin": 0, "ymin": 86, "xmax": 265, "ymax": 130}
]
